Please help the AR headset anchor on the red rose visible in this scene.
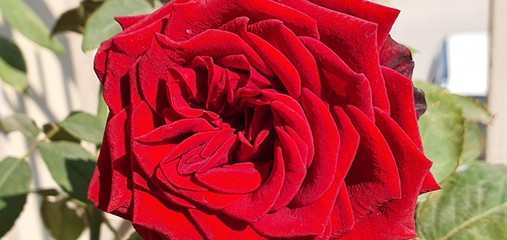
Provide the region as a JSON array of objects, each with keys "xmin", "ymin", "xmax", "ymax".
[{"xmin": 89, "ymin": 0, "xmax": 439, "ymax": 239}]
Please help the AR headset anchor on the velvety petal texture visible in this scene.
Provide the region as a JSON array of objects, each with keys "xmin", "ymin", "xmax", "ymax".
[{"xmin": 88, "ymin": 0, "xmax": 439, "ymax": 239}]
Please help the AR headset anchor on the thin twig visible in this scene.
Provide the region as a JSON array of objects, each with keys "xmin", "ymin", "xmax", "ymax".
[
  {"xmin": 102, "ymin": 213, "xmax": 121, "ymax": 240},
  {"xmin": 21, "ymin": 123, "xmax": 60, "ymax": 160}
]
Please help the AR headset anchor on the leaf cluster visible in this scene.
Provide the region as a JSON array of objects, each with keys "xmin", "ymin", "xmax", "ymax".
[
  {"xmin": 0, "ymin": 111, "xmax": 105, "ymax": 239},
  {"xmin": 415, "ymin": 82, "xmax": 507, "ymax": 240}
]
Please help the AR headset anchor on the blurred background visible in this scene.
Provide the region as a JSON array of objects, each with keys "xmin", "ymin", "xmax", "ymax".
[{"xmin": 0, "ymin": 0, "xmax": 505, "ymax": 239}]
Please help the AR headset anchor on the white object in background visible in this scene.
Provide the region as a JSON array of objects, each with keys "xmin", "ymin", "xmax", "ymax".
[
  {"xmin": 429, "ymin": 32, "xmax": 489, "ymax": 98},
  {"xmin": 446, "ymin": 33, "xmax": 489, "ymax": 97}
]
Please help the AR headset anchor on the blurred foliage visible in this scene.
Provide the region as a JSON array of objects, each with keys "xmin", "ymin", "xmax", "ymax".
[
  {"xmin": 417, "ymin": 162, "xmax": 507, "ymax": 240},
  {"xmin": 0, "ymin": 0, "xmax": 164, "ymax": 239},
  {"xmin": 415, "ymin": 81, "xmax": 507, "ymax": 240},
  {"xmin": 0, "ymin": 37, "xmax": 28, "ymax": 92},
  {"xmin": 0, "ymin": 0, "xmax": 64, "ymax": 52}
]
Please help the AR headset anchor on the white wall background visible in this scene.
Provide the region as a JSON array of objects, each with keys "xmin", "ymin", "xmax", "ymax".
[
  {"xmin": 381, "ymin": 0, "xmax": 490, "ymax": 80},
  {"xmin": 0, "ymin": 0, "xmax": 491, "ymax": 239}
]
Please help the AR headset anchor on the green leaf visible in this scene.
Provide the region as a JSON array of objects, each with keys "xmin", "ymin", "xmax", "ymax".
[
  {"xmin": 51, "ymin": 2, "xmax": 103, "ymax": 36},
  {"xmin": 33, "ymin": 189, "xmax": 60, "ymax": 197},
  {"xmin": 0, "ymin": 157, "xmax": 31, "ymax": 237},
  {"xmin": 0, "ymin": 0, "xmax": 64, "ymax": 53},
  {"xmin": 42, "ymin": 123, "xmax": 81, "ymax": 143},
  {"xmin": 0, "ymin": 113, "xmax": 40, "ymax": 139},
  {"xmin": 59, "ymin": 112, "xmax": 105, "ymax": 144},
  {"xmin": 417, "ymin": 162, "xmax": 507, "ymax": 240},
  {"xmin": 451, "ymin": 94, "xmax": 493, "ymax": 124},
  {"xmin": 82, "ymin": 0, "xmax": 155, "ymax": 51},
  {"xmin": 97, "ymin": 87, "xmax": 108, "ymax": 136},
  {"xmin": 41, "ymin": 197, "xmax": 85, "ymax": 240},
  {"xmin": 461, "ymin": 121, "xmax": 485, "ymax": 163},
  {"xmin": 52, "ymin": 8, "xmax": 86, "ymax": 35},
  {"xmin": 0, "ymin": 37, "xmax": 28, "ymax": 92},
  {"xmin": 415, "ymin": 81, "xmax": 465, "ymax": 182},
  {"xmin": 39, "ymin": 141, "xmax": 96, "ymax": 202}
]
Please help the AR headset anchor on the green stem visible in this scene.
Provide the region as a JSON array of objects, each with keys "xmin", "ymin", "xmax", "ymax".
[
  {"xmin": 21, "ymin": 123, "xmax": 60, "ymax": 160},
  {"xmin": 86, "ymin": 206, "xmax": 103, "ymax": 240}
]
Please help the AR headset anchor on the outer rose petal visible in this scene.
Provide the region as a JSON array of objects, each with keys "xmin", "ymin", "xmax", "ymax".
[
  {"xmin": 96, "ymin": 5, "xmax": 172, "ymax": 113},
  {"xmin": 382, "ymin": 67, "xmax": 423, "ymax": 149},
  {"xmin": 88, "ymin": 109, "xmax": 132, "ymax": 218},
  {"xmin": 279, "ymin": 0, "xmax": 391, "ymax": 112},
  {"xmin": 308, "ymin": 0, "xmax": 399, "ymax": 47},
  {"xmin": 380, "ymin": 36, "xmax": 415, "ymax": 79},
  {"xmin": 340, "ymin": 109, "xmax": 435, "ymax": 240}
]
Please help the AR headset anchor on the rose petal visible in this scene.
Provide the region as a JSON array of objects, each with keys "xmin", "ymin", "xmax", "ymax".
[
  {"xmin": 414, "ymin": 87, "xmax": 428, "ymax": 120},
  {"xmin": 270, "ymin": 127, "xmax": 306, "ymax": 211},
  {"xmin": 195, "ymin": 161, "xmax": 270, "ymax": 194},
  {"xmin": 329, "ymin": 187, "xmax": 355, "ymax": 238},
  {"xmin": 380, "ymin": 36, "xmax": 414, "ymax": 79},
  {"xmin": 339, "ymin": 214, "xmax": 416, "ymax": 240},
  {"xmin": 222, "ymin": 17, "xmax": 301, "ymax": 98},
  {"xmin": 155, "ymin": 29, "xmax": 273, "ymax": 77},
  {"xmin": 133, "ymin": 225, "xmax": 167, "ymax": 240},
  {"xmin": 115, "ymin": 15, "xmax": 147, "ymax": 30},
  {"xmin": 166, "ymin": 81, "xmax": 206, "ymax": 118},
  {"xmin": 130, "ymin": 101, "xmax": 166, "ymax": 139},
  {"xmin": 159, "ymin": 160, "xmax": 207, "ymax": 191},
  {"xmin": 88, "ymin": 134, "xmax": 114, "ymax": 214},
  {"xmin": 136, "ymin": 118, "xmax": 216, "ymax": 145},
  {"xmin": 159, "ymin": 167, "xmax": 247, "ymax": 210},
  {"xmin": 115, "ymin": 3, "xmax": 172, "ymax": 39},
  {"xmin": 251, "ymin": 165, "xmax": 342, "ymax": 238},
  {"xmin": 281, "ymin": 0, "xmax": 390, "ymax": 112},
  {"xmin": 420, "ymin": 173, "xmax": 440, "ymax": 194},
  {"xmin": 328, "ymin": 106, "xmax": 360, "ymax": 237},
  {"xmin": 95, "ymin": 3, "xmax": 171, "ymax": 83},
  {"xmin": 132, "ymin": 189, "xmax": 203, "ymax": 239},
  {"xmin": 291, "ymin": 88, "xmax": 339, "ymax": 207},
  {"xmin": 188, "ymin": 209, "xmax": 265, "ymax": 239},
  {"xmin": 198, "ymin": 134, "xmax": 238, "ymax": 173},
  {"xmin": 309, "ymin": 0, "xmax": 399, "ymax": 47},
  {"xmin": 104, "ymin": 109, "xmax": 133, "ymax": 214},
  {"xmin": 382, "ymin": 66, "xmax": 423, "ymax": 149},
  {"xmin": 267, "ymin": 92, "xmax": 314, "ymax": 167},
  {"xmin": 89, "ymin": 108, "xmax": 133, "ymax": 218},
  {"xmin": 249, "ymin": 19, "xmax": 321, "ymax": 95},
  {"xmin": 131, "ymin": 103, "xmax": 177, "ymax": 178},
  {"xmin": 344, "ymin": 105, "xmax": 401, "ymax": 220},
  {"xmin": 373, "ymin": 108, "xmax": 436, "ymax": 232},
  {"xmin": 161, "ymin": 131, "xmax": 217, "ymax": 165},
  {"xmin": 301, "ymin": 36, "xmax": 374, "ymax": 119},
  {"xmin": 188, "ymin": 57, "xmax": 228, "ymax": 112},
  {"xmin": 221, "ymin": 147, "xmax": 284, "ymax": 222},
  {"xmin": 102, "ymin": 51, "xmax": 134, "ymax": 113},
  {"xmin": 163, "ymin": 0, "xmax": 318, "ymax": 41}
]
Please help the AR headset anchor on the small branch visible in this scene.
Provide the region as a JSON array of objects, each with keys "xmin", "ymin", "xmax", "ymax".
[
  {"xmin": 102, "ymin": 213, "xmax": 121, "ymax": 240},
  {"xmin": 86, "ymin": 206, "xmax": 103, "ymax": 240},
  {"xmin": 21, "ymin": 123, "xmax": 60, "ymax": 160}
]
